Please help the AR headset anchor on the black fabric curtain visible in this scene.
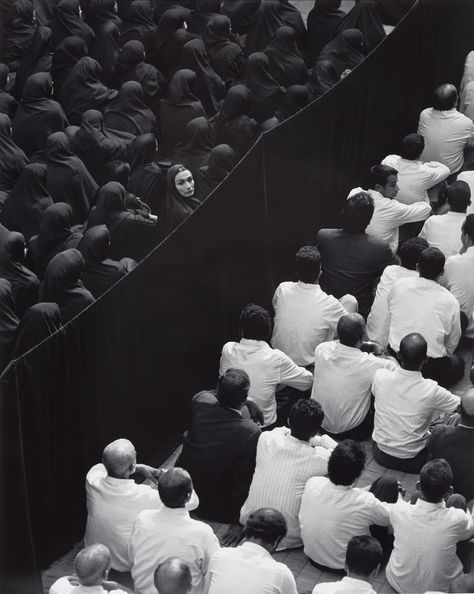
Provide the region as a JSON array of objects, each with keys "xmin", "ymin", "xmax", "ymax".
[{"xmin": 0, "ymin": 1, "xmax": 473, "ymax": 592}]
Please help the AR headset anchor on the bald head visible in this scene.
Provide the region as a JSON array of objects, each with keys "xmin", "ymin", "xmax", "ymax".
[
  {"xmin": 433, "ymin": 83, "xmax": 458, "ymax": 111},
  {"xmin": 461, "ymin": 391, "xmax": 474, "ymax": 426},
  {"xmin": 337, "ymin": 313, "xmax": 365, "ymax": 347},
  {"xmin": 154, "ymin": 558, "xmax": 192, "ymax": 594},
  {"xmin": 102, "ymin": 438, "xmax": 136, "ymax": 479},
  {"xmin": 75, "ymin": 545, "xmax": 111, "ymax": 586},
  {"xmin": 399, "ymin": 333, "xmax": 427, "ymax": 370},
  {"xmin": 158, "ymin": 468, "xmax": 192, "ymax": 508}
]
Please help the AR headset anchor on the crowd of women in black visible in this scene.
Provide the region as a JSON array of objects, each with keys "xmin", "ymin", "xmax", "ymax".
[{"xmin": 0, "ymin": 0, "xmax": 411, "ymax": 374}]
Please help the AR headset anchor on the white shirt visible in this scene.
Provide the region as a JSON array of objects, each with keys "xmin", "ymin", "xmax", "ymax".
[
  {"xmin": 299, "ymin": 477, "xmax": 390, "ymax": 570},
  {"xmin": 220, "ymin": 339, "xmax": 313, "ymax": 426},
  {"xmin": 311, "ymin": 341, "xmax": 397, "ymax": 434},
  {"xmin": 418, "ymin": 107, "xmax": 474, "ymax": 173},
  {"xmin": 206, "ymin": 542, "xmax": 297, "ymax": 594},
  {"xmin": 348, "ymin": 188, "xmax": 431, "ymax": 253},
  {"xmin": 457, "ymin": 171, "xmax": 474, "ymax": 216},
  {"xmin": 130, "ymin": 506, "xmax": 220, "ymax": 594},
  {"xmin": 386, "ymin": 498, "xmax": 474, "ymax": 593},
  {"xmin": 84, "ymin": 464, "xmax": 199, "ymax": 571},
  {"xmin": 382, "ymin": 155, "xmax": 450, "ymax": 205},
  {"xmin": 366, "ymin": 265, "xmax": 418, "ymax": 346},
  {"xmin": 49, "ymin": 578, "xmax": 127, "ymax": 594},
  {"xmin": 312, "ymin": 576, "xmax": 376, "ymax": 594},
  {"xmin": 419, "ymin": 211, "xmax": 466, "ymax": 258},
  {"xmin": 372, "ymin": 368, "xmax": 460, "ymax": 458},
  {"xmin": 240, "ymin": 428, "xmax": 336, "ymax": 549},
  {"xmin": 271, "ymin": 281, "xmax": 347, "ymax": 366},
  {"xmin": 442, "ymin": 246, "xmax": 474, "ymax": 337},
  {"xmin": 387, "ymin": 276, "xmax": 461, "ymax": 358},
  {"xmin": 461, "ymin": 80, "xmax": 474, "ymax": 122}
]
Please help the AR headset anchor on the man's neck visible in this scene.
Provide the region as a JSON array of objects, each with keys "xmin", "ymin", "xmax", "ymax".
[
  {"xmin": 346, "ymin": 571, "xmax": 371, "ymax": 583},
  {"xmin": 245, "ymin": 537, "xmax": 273, "ymax": 553}
]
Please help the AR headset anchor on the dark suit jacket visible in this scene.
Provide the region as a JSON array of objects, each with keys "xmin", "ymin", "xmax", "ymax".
[
  {"xmin": 176, "ymin": 390, "xmax": 261, "ymax": 523},
  {"xmin": 428, "ymin": 423, "xmax": 474, "ymax": 502}
]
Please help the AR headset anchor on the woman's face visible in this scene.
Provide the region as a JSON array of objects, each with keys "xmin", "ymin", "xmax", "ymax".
[{"xmin": 174, "ymin": 169, "xmax": 194, "ymax": 198}]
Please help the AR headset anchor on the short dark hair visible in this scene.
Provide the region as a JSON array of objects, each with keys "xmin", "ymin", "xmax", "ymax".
[
  {"xmin": 433, "ymin": 84, "xmax": 458, "ymax": 111},
  {"xmin": 462, "ymin": 214, "xmax": 474, "ymax": 243},
  {"xmin": 342, "ymin": 192, "xmax": 374, "ymax": 233},
  {"xmin": 245, "ymin": 508, "xmax": 287, "ymax": 545},
  {"xmin": 217, "ymin": 368, "xmax": 250, "ymax": 408},
  {"xmin": 328, "ymin": 440, "xmax": 366, "ymax": 486},
  {"xmin": 419, "ymin": 459, "xmax": 453, "ymax": 503},
  {"xmin": 400, "ymin": 133, "xmax": 425, "ymax": 160},
  {"xmin": 337, "ymin": 313, "xmax": 365, "ymax": 347},
  {"xmin": 346, "ymin": 536, "xmax": 383, "ymax": 577},
  {"xmin": 288, "ymin": 399, "xmax": 324, "ymax": 440},
  {"xmin": 418, "ymin": 247, "xmax": 445, "ymax": 280},
  {"xmin": 158, "ymin": 468, "xmax": 192, "ymax": 509},
  {"xmin": 370, "ymin": 164, "xmax": 398, "ymax": 189},
  {"xmin": 447, "ymin": 180, "xmax": 471, "ymax": 212},
  {"xmin": 239, "ymin": 304, "xmax": 272, "ymax": 341},
  {"xmin": 295, "ymin": 246, "xmax": 321, "ymax": 283},
  {"xmin": 397, "ymin": 237, "xmax": 429, "ymax": 270}
]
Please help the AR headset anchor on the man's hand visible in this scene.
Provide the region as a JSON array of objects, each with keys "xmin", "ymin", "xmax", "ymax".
[
  {"xmin": 360, "ymin": 341, "xmax": 385, "ymax": 357},
  {"xmin": 246, "ymin": 400, "xmax": 264, "ymax": 426},
  {"xmin": 135, "ymin": 464, "xmax": 165, "ymax": 485},
  {"xmin": 102, "ymin": 580, "xmax": 134, "ymax": 593},
  {"xmin": 220, "ymin": 524, "xmax": 244, "ymax": 547}
]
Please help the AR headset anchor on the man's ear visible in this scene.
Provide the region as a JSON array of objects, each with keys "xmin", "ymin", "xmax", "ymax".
[{"xmin": 370, "ymin": 563, "xmax": 381, "ymax": 580}]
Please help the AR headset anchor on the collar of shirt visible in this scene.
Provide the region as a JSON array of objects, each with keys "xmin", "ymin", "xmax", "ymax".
[
  {"xmin": 296, "ymin": 281, "xmax": 321, "ymax": 291},
  {"xmin": 335, "ymin": 342, "xmax": 361, "ymax": 356},
  {"xmin": 396, "ymin": 367, "xmax": 422, "ymax": 379},
  {"xmin": 285, "ymin": 432, "xmax": 313, "ymax": 449},
  {"xmin": 445, "ymin": 211, "xmax": 467, "ymax": 219},
  {"xmin": 224, "ymin": 406, "xmax": 242, "ymax": 416},
  {"xmin": 240, "ymin": 541, "xmax": 272, "ymax": 559},
  {"xmin": 240, "ymin": 338, "xmax": 268, "ymax": 348},
  {"xmin": 465, "ymin": 246, "xmax": 474, "ymax": 256},
  {"xmin": 414, "ymin": 276, "xmax": 440, "ymax": 290},
  {"xmin": 104, "ymin": 476, "xmax": 135, "ymax": 489},
  {"xmin": 329, "ymin": 482, "xmax": 352, "ymax": 492},
  {"xmin": 415, "ymin": 498, "xmax": 446, "ymax": 511},
  {"xmin": 340, "ymin": 576, "xmax": 374, "ymax": 588},
  {"xmin": 368, "ymin": 189, "xmax": 386, "ymax": 201},
  {"xmin": 161, "ymin": 506, "xmax": 189, "ymax": 518}
]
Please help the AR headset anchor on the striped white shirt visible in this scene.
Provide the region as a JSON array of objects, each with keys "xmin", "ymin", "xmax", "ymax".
[{"xmin": 240, "ymin": 427, "xmax": 337, "ymax": 550}]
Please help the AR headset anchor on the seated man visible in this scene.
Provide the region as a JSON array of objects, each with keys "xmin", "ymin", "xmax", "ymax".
[
  {"xmin": 206, "ymin": 508, "xmax": 297, "ymax": 594},
  {"xmin": 154, "ymin": 558, "xmax": 192, "ymax": 594},
  {"xmin": 317, "ymin": 192, "xmax": 395, "ymax": 317},
  {"xmin": 271, "ymin": 245, "xmax": 356, "ymax": 367},
  {"xmin": 387, "ymin": 247, "xmax": 464, "ymax": 388},
  {"xmin": 442, "ymin": 214, "xmax": 474, "ymax": 338},
  {"xmin": 299, "ymin": 440, "xmax": 398, "ymax": 571},
  {"xmin": 386, "ymin": 459, "xmax": 474, "ymax": 593},
  {"xmin": 419, "ymin": 181, "xmax": 471, "ymax": 258},
  {"xmin": 372, "ymin": 333, "xmax": 460, "ymax": 473},
  {"xmin": 312, "ymin": 314, "xmax": 397, "ymax": 439},
  {"xmin": 240, "ymin": 399, "xmax": 336, "ymax": 550},
  {"xmin": 348, "ymin": 164, "xmax": 431, "ymax": 253},
  {"xmin": 176, "ymin": 369, "xmax": 261, "ymax": 523},
  {"xmin": 366, "ymin": 237, "xmax": 428, "ymax": 345},
  {"xmin": 49, "ymin": 544, "xmax": 131, "ymax": 594},
  {"xmin": 220, "ymin": 304, "xmax": 313, "ymax": 428},
  {"xmin": 312, "ymin": 535, "xmax": 383, "ymax": 594},
  {"xmin": 428, "ymin": 387, "xmax": 474, "ymax": 505},
  {"xmin": 130, "ymin": 468, "xmax": 220, "ymax": 594},
  {"xmin": 84, "ymin": 438, "xmax": 198, "ymax": 572},
  {"xmin": 418, "ymin": 83, "xmax": 474, "ymax": 174}
]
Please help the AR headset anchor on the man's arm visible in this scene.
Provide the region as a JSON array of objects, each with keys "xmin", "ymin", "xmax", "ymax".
[
  {"xmin": 445, "ymin": 301, "xmax": 462, "ymax": 355},
  {"xmin": 432, "ymin": 385, "xmax": 460, "ymax": 417},
  {"xmin": 392, "ymin": 200, "xmax": 432, "ymax": 225},
  {"xmin": 422, "ymin": 161, "xmax": 450, "ymax": 188},
  {"xmin": 276, "ymin": 351, "xmax": 313, "ymax": 390},
  {"xmin": 229, "ymin": 430, "xmax": 260, "ymax": 523}
]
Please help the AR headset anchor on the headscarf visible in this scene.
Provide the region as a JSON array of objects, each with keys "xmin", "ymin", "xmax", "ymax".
[
  {"xmin": 120, "ymin": 0, "xmax": 156, "ymax": 51},
  {"xmin": 33, "ymin": 0, "xmax": 58, "ymax": 27},
  {"xmin": 210, "ymin": 84, "xmax": 257, "ymax": 160},
  {"xmin": 12, "ymin": 72, "xmax": 69, "ymax": 157},
  {"xmin": 264, "ymin": 26, "xmax": 308, "ymax": 87},
  {"xmin": 10, "ymin": 302, "xmax": 61, "ymax": 359},
  {"xmin": 89, "ymin": 21, "xmax": 121, "ymax": 86},
  {"xmin": 195, "ymin": 144, "xmax": 234, "ymax": 200},
  {"xmin": 376, "ymin": 0, "xmax": 415, "ymax": 26},
  {"xmin": 2, "ymin": 163, "xmax": 54, "ymax": 241},
  {"xmin": 59, "ymin": 56, "xmax": 117, "ymax": 124},
  {"xmin": 0, "ymin": 64, "xmax": 17, "ymax": 119},
  {"xmin": 42, "ymin": 131, "xmax": 98, "ymax": 222},
  {"xmin": 316, "ymin": 28, "xmax": 364, "ymax": 77},
  {"xmin": 51, "ymin": 0, "xmax": 95, "ymax": 48},
  {"xmin": 0, "ymin": 113, "xmax": 29, "ymax": 194},
  {"xmin": 161, "ymin": 164, "xmax": 201, "ymax": 234},
  {"xmin": 242, "ymin": 52, "xmax": 285, "ymax": 122},
  {"xmin": 51, "ymin": 35, "xmax": 89, "ymax": 96},
  {"xmin": 128, "ymin": 133, "xmax": 166, "ymax": 213},
  {"xmin": 334, "ymin": 0, "xmax": 385, "ymax": 54},
  {"xmin": 276, "ymin": 0, "xmax": 306, "ymax": 40},
  {"xmin": 1, "ymin": 0, "xmax": 36, "ymax": 70},
  {"xmin": 12, "ymin": 27, "xmax": 54, "ymax": 101},
  {"xmin": 148, "ymin": 7, "xmax": 194, "ymax": 77},
  {"xmin": 0, "ymin": 278, "xmax": 20, "ymax": 373},
  {"xmin": 104, "ymin": 81, "xmax": 156, "ymax": 135},
  {"xmin": 173, "ymin": 116, "xmax": 213, "ymax": 171},
  {"xmin": 187, "ymin": 0, "xmax": 221, "ymax": 36},
  {"xmin": 221, "ymin": 0, "xmax": 261, "ymax": 35},
  {"xmin": 39, "ymin": 248, "xmax": 95, "ymax": 323},
  {"xmin": 203, "ymin": 15, "xmax": 244, "ymax": 84},
  {"xmin": 88, "ymin": 181, "xmax": 128, "ymax": 228},
  {"xmin": 0, "ymin": 232, "xmax": 40, "ymax": 317},
  {"xmin": 274, "ymin": 84, "xmax": 309, "ymax": 121},
  {"xmin": 177, "ymin": 38, "xmax": 225, "ymax": 117},
  {"xmin": 245, "ymin": 0, "xmax": 286, "ymax": 55},
  {"xmin": 85, "ymin": 0, "xmax": 121, "ymax": 32},
  {"xmin": 78, "ymin": 224, "xmax": 135, "ymax": 297},
  {"xmin": 306, "ymin": 59, "xmax": 339, "ymax": 100},
  {"xmin": 306, "ymin": 0, "xmax": 345, "ymax": 66}
]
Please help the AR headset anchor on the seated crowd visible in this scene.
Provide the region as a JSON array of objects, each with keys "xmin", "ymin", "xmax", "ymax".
[{"xmin": 1, "ymin": 1, "xmax": 474, "ymax": 594}]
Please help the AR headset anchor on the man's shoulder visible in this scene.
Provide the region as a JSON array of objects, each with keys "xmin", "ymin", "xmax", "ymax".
[
  {"xmin": 316, "ymin": 228, "xmax": 339, "ymax": 242},
  {"xmin": 193, "ymin": 390, "xmax": 219, "ymax": 406}
]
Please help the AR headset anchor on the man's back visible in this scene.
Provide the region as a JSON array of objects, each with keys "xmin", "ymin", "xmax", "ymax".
[
  {"xmin": 177, "ymin": 391, "xmax": 260, "ymax": 523},
  {"xmin": 206, "ymin": 542, "xmax": 297, "ymax": 594},
  {"xmin": 312, "ymin": 577, "xmax": 376, "ymax": 594},
  {"xmin": 419, "ymin": 212, "xmax": 466, "ymax": 258},
  {"xmin": 443, "ymin": 248, "xmax": 474, "ymax": 338},
  {"xmin": 316, "ymin": 229, "xmax": 394, "ymax": 316}
]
